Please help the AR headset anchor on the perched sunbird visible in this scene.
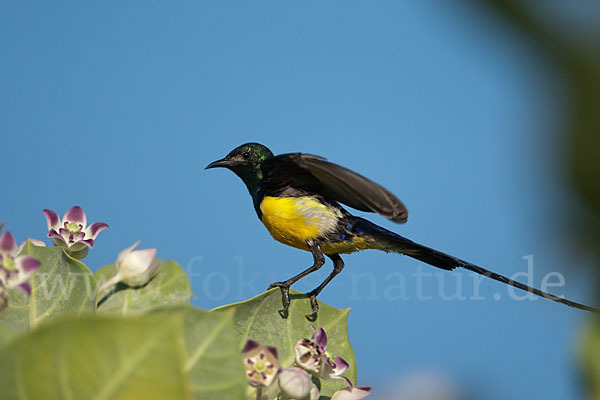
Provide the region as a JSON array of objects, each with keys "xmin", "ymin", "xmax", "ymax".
[{"xmin": 206, "ymin": 143, "xmax": 597, "ymax": 318}]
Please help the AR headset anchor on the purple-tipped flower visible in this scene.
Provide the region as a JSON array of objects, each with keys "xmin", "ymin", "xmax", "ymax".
[
  {"xmin": 242, "ymin": 338, "xmax": 281, "ymax": 388},
  {"xmin": 97, "ymin": 241, "xmax": 159, "ymax": 293},
  {"xmin": 331, "ymin": 386, "xmax": 371, "ymax": 400},
  {"xmin": 0, "ymin": 232, "xmax": 41, "ymax": 310},
  {"xmin": 294, "ymin": 326, "xmax": 349, "ymax": 382},
  {"xmin": 43, "ymin": 206, "xmax": 108, "ymax": 255}
]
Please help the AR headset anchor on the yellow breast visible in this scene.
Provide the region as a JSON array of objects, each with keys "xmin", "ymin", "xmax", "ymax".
[{"xmin": 260, "ymin": 196, "xmax": 341, "ymax": 251}]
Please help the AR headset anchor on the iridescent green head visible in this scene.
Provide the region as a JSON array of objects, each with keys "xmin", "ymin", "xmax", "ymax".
[{"xmin": 205, "ymin": 143, "xmax": 274, "ymax": 194}]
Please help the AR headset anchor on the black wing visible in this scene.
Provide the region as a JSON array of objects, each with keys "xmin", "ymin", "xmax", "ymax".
[{"xmin": 262, "ymin": 153, "xmax": 408, "ymax": 223}]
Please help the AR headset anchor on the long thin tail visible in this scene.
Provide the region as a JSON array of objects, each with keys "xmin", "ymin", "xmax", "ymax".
[{"xmin": 352, "ymin": 218, "xmax": 599, "ymax": 313}]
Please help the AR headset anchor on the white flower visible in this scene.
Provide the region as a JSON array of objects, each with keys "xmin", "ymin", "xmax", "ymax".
[
  {"xmin": 278, "ymin": 367, "xmax": 312, "ymax": 399},
  {"xmin": 97, "ymin": 241, "xmax": 159, "ymax": 293}
]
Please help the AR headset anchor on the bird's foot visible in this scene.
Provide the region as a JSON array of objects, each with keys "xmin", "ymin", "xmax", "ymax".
[
  {"xmin": 268, "ymin": 282, "xmax": 291, "ymax": 314},
  {"xmin": 305, "ymin": 291, "xmax": 320, "ymax": 320}
]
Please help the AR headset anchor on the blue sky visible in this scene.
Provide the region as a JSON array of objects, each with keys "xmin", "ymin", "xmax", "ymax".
[{"xmin": 1, "ymin": 2, "xmax": 596, "ymax": 399}]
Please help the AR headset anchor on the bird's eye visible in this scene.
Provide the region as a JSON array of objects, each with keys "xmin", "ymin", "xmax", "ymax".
[{"xmin": 242, "ymin": 151, "xmax": 251, "ymax": 160}]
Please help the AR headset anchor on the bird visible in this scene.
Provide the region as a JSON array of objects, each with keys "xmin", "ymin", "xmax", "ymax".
[{"xmin": 206, "ymin": 142, "xmax": 598, "ymax": 318}]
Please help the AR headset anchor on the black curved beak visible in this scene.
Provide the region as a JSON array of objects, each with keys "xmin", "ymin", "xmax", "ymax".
[{"xmin": 205, "ymin": 158, "xmax": 232, "ymax": 170}]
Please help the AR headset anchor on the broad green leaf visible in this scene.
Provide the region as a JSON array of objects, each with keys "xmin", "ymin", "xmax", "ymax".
[
  {"xmin": 0, "ymin": 314, "xmax": 190, "ymax": 400},
  {"xmin": 95, "ymin": 259, "xmax": 193, "ymax": 314},
  {"xmin": 212, "ymin": 289, "xmax": 356, "ymax": 398},
  {"xmin": 0, "ymin": 320, "xmax": 19, "ymax": 349},
  {"xmin": 580, "ymin": 318, "xmax": 600, "ymax": 398},
  {"xmin": 162, "ymin": 307, "xmax": 247, "ymax": 400},
  {"xmin": 1, "ymin": 242, "xmax": 96, "ymax": 330}
]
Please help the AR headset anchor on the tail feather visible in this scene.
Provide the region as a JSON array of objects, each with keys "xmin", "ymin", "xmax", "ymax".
[{"xmin": 352, "ymin": 218, "xmax": 598, "ymax": 313}]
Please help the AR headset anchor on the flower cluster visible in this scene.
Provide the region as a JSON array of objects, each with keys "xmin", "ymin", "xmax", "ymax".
[
  {"xmin": 42, "ymin": 206, "xmax": 158, "ymax": 293},
  {"xmin": 0, "ymin": 231, "xmax": 41, "ymax": 310},
  {"xmin": 242, "ymin": 327, "xmax": 371, "ymax": 400},
  {"xmin": 0, "ymin": 205, "xmax": 110, "ymax": 310},
  {"xmin": 0, "ymin": 206, "xmax": 161, "ymax": 312}
]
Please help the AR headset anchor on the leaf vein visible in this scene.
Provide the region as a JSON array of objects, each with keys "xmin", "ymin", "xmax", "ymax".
[{"xmin": 184, "ymin": 314, "xmax": 231, "ymax": 371}]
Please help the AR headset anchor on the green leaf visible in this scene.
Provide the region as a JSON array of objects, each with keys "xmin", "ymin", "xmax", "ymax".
[
  {"xmin": 0, "ymin": 314, "xmax": 190, "ymax": 400},
  {"xmin": 95, "ymin": 259, "xmax": 193, "ymax": 315},
  {"xmin": 167, "ymin": 307, "xmax": 247, "ymax": 400},
  {"xmin": 0, "ymin": 308, "xmax": 248, "ymax": 400},
  {"xmin": 1, "ymin": 242, "xmax": 96, "ymax": 330},
  {"xmin": 580, "ymin": 318, "xmax": 600, "ymax": 398},
  {"xmin": 212, "ymin": 289, "xmax": 356, "ymax": 398},
  {"xmin": 0, "ymin": 320, "xmax": 19, "ymax": 349}
]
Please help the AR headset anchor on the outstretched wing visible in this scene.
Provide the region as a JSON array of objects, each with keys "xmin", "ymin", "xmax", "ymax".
[{"xmin": 262, "ymin": 153, "xmax": 408, "ymax": 223}]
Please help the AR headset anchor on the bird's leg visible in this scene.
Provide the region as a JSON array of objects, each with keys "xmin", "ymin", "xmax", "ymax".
[
  {"xmin": 305, "ymin": 254, "xmax": 344, "ymax": 319},
  {"xmin": 267, "ymin": 240, "xmax": 325, "ymax": 314}
]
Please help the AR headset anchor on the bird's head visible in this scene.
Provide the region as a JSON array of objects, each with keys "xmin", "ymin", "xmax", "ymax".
[{"xmin": 205, "ymin": 143, "xmax": 274, "ymax": 193}]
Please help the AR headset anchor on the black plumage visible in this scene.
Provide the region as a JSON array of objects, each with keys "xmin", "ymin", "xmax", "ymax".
[{"xmin": 261, "ymin": 153, "xmax": 408, "ymax": 223}]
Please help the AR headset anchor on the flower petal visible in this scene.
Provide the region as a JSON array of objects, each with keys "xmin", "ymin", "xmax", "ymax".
[
  {"xmin": 124, "ymin": 248, "xmax": 157, "ymax": 273},
  {"xmin": 337, "ymin": 375, "xmax": 353, "ymax": 388},
  {"xmin": 147, "ymin": 262, "xmax": 160, "ymax": 275},
  {"xmin": 3, "ymin": 256, "xmax": 41, "ymax": 288},
  {"xmin": 320, "ymin": 358, "xmax": 347, "ymax": 380},
  {"xmin": 85, "ymin": 222, "xmax": 109, "ymax": 240},
  {"xmin": 0, "ymin": 232, "xmax": 18, "ymax": 255},
  {"xmin": 310, "ymin": 383, "xmax": 321, "ymax": 400},
  {"xmin": 63, "ymin": 206, "xmax": 87, "ymax": 227},
  {"xmin": 331, "ymin": 356, "xmax": 349, "ymax": 375},
  {"xmin": 0, "ymin": 267, "xmax": 8, "ymax": 285},
  {"xmin": 278, "ymin": 367, "xmax": 312, "ymax": 399},
  {"xmin": 242, "ymin": 338, "xmax": 261, "ymax": 354},
  {"xmin": 49, "ymin": 229, "xmax": 65, "ymax": 241},
  {"xmin": 0, "ymin": 288, "xmax": 7, "ymax": 310},
  {"xmin": 15, "ymin": 255, "xmax": 41, "ymax": 276},
  {"xmin": 247, "ymin": 377, "xmax": 260, "ymax": 387},
  {"xmin": 80, "ymin": 239, "xmax": 95, "ymax": 248},
  {"xmin": 266, "ymin": 345, "xmax": 278, "ymax": 360},
  {"xmin": 30, "ymin": 239, "xmax": 47, "ymax": 247},
  {"xmin": 17, "ymin": 281, "xmax": 32, "ymax": 296},
  {"xmin": 331, "ymin": 386, "xmax": 371, "ymax": 400},
  {"xmin": 43, "ymin": 209, "xmax": 61, "ymax": 230},
  {"xmin": 313, "ymin": 326, "xmax": 328, "ymax": 350},
  {"xmin": 116, "ymin": 240, "xmax": 140, "ymax": 265},
  {"xmin": 294, "ymin": 338, "xmax": 320, "ymax": 374}
]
